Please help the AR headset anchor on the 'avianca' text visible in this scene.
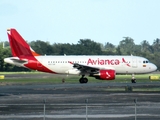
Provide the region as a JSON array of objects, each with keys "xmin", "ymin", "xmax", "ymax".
[{"xmin": 87, "ymin": 58, "xmax": 120, "ymax": 65}]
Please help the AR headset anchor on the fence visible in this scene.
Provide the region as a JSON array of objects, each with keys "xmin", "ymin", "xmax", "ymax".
[{"xmin": 0, "ymin": 99, "xmax": 160, "ymax": 120}]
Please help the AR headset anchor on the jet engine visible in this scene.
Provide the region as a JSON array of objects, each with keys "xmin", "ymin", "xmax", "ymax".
[{"xmin": 93, "ymin": 69, "xmax": 115, "ymax": 80}]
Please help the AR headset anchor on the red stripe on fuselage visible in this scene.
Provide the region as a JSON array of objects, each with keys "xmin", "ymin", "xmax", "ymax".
[{"xmin": 21, "ymin": 56, "xmax": 57, "ymax": 74}]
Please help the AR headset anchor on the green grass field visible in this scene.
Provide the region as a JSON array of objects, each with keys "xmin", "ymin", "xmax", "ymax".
[{"xmin": 0, "ymin": 72, "xmax": 159, "ymax": 84}]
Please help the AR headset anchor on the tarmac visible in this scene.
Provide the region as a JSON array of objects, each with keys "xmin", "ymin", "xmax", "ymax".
[{"xmin": 0, "ymin": 73, "xmax": 160, "ymax": 120}]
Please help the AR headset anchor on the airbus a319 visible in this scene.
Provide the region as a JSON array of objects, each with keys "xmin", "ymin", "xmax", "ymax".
[{"xmin": 4, "ymin": 29, "xmax": 157, "ymax": 83}]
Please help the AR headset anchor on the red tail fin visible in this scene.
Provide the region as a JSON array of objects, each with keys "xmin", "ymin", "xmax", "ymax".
[{"xmin": 7, "ymin": 28, "xmax": 40, "ymax": 57}]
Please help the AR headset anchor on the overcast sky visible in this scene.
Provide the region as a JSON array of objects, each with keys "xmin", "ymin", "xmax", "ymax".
[{"xmin": 1, "ymin": 0, "xmax": 160, "ymax": 45}]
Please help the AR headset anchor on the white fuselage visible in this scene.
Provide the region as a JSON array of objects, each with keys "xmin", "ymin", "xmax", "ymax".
[
  {"xmin": 4, "ymin": 55, "xmax": 157, "ymax": 78},
  {"xmin": 33, "ymin": 55, "xmax": 157, "ymax": 74}
]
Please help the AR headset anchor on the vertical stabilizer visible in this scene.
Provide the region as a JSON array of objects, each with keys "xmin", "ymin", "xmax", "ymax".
[{"xmin": 7, "ymin": 29, "xmax": 40, "ymax": 57}]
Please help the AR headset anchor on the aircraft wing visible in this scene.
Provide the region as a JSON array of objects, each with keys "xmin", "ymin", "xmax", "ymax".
[{"xmin": 72, "ymin": 62, "xmax": 114, "ymax": 75}]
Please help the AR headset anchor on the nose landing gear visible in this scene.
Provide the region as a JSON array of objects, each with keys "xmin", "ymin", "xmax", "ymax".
[{"xmin": 131, "ymin": 74, "xmax": 136, "ymax": 83}]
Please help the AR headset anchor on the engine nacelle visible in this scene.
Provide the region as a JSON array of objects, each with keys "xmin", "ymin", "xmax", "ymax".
[{"xmin": 94, "ymin": 69, "xmax": 115, "ymax": 80}]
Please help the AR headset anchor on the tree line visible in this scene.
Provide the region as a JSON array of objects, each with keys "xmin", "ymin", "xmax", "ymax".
[{"xmin": 0, "ymin": 37, "xmax": 160, "ymax": 71}]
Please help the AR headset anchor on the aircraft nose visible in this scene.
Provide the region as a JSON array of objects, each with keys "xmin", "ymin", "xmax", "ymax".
[{"xmin": 152, "ymin": 64, "xmax": 157, "ymax": 71}]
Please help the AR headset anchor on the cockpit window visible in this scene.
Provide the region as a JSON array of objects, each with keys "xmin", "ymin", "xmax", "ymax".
[{"xmin": 143, "ymin": 60, "xmax": 150, "ymax": 63}]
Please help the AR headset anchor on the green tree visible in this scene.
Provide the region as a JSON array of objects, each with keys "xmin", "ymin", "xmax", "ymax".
[
  {"xmin": 118, "ymin": 37, "xmax": 135, "ymax": 55},
  {"xmin": 152, "ymin": 38, "xmax": 160, "ymax": 53},
  {"xmin": 30, "ymin": 40, "xmax": 53, "ymax": 55},
  {"xmin": 77, "ymin": 39, "xmax": 102, "ymax": 55},
  {"xmin": 103, "ymin": 42, "xmax": 117, "ymax": 54},
  {"xmin": 141, "ymin": 40, "xmax": 152, "ymax": 53}
]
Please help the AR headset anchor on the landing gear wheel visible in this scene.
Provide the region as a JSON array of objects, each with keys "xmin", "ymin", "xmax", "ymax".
[
  {"xmin": 79, "ymin": 77, "xmax": 88, "ymax": 83},
  {"xmin": 83, "ymin": 78, "xmax": 88, "ymax": 83},
  {"xmin": 79, "ymin": 78, "xmax": 83, "ymax": 83},
  {"xmin": 131, "ymin": 79, "xmax": 136, "ymax": 83},
  {"xmin": 131, "ymin": 74, "xmax": 136, "ymax": 83}
]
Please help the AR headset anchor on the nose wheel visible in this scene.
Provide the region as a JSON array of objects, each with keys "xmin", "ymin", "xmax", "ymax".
[
  {"xmin": 131, "ymin": 74, "xmax": 136, "ymax": 83},
  {"xmin": 131, "ymin": 79, "xmax": 136, "ymax": 83},
  {"xmin": 79, "ymin": 77, "xmax": 88, "ymax": 83}
]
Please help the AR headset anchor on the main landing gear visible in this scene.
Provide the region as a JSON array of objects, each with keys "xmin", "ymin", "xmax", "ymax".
[
  {"xmin": 131, "ymin": 74, "xmax": 136, "ymax": 83},
  {"xmin": 79, "ymin": 75, "xmax": 88, "ymax": 83}
]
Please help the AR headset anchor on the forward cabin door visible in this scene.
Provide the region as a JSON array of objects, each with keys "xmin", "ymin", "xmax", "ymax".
[{"xmin": 132, "ymin": 58, "xmax": 137, "ymax": 68}]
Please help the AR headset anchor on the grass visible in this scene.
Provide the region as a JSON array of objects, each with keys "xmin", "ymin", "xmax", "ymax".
[
  {"xmin": 115, "ymin": 74, "xmax": 160, "ymax": 82},
  {"xmin": 133, "ymin": 88, "xmax": 160, "ymax": 91},
  {"xmin": 0, "ymin": 77, "xmax": 71, "ymax": 84},
  {"xmin": 0, "ymin": 72, "xmax": 159, "ymax": 85},
  {"xmin": 0, "ymin": 71, "xmax": 42, "ymax": 74}
]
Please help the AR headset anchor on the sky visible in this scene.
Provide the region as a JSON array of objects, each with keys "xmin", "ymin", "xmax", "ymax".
[{"xmin": 1, "ymin": 0, "xmax": 160, "ymax": 45}]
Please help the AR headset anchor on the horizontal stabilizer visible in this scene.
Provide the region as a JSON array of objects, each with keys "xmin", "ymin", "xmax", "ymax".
[
  {"xmin": 10, "ymin": 58, "xmax": 28, "ymax": 64},
  {"xmin": 4, "ymin": 57, "xmax": 28, "ymax": 66}
]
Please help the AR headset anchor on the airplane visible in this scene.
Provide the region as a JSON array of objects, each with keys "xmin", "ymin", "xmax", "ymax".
[{"xmin": 4, "ymin": 28, "xmax": 157, "ymax": 83}]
